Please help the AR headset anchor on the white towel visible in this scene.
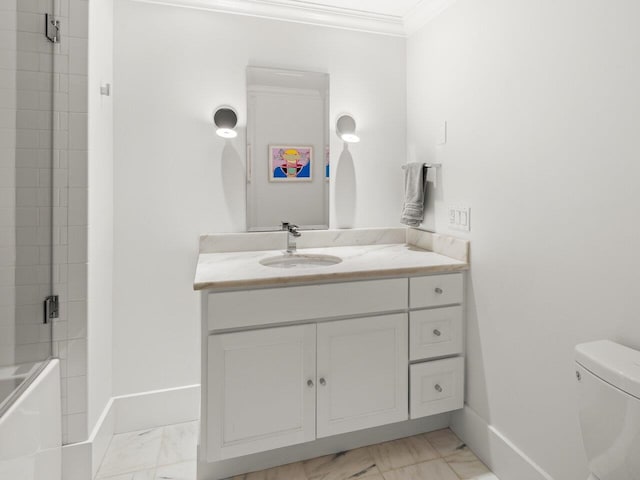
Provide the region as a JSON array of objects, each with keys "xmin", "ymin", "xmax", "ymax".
[{"xmin": 401, "ymin": 163, "xmax": 428, "ymax": 226}]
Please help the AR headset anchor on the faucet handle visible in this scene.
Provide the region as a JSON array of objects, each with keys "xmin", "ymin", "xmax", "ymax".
[
  {"xmin": 281, "ymin": 221, "xmax": 300, "ymax": 234},
  {"xmin": 289, "ymin": 224, "xmax": 301, "ymax": 236}
]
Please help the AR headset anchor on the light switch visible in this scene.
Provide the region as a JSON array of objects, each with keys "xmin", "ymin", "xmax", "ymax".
[
  {"xmin": 448, "ymin": 206, "xmax": 471, "ymax": 232},
  {"xmin": 448, "ymin": 207, "xmax": 456, "ymax": 225}
]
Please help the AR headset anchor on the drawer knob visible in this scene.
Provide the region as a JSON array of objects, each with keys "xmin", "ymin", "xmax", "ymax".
[
  {"xmin": 434, "ymin": 384, "xmax": 443, "ymax": 393},
  {"xmin": 435, "ymin": 287, "xmax": 443, "ymax": 294},
  {"xmin": 433, "ymin": 329, "xmax": 442, "ymax": 337},
  {"xmin": 319, "ymin": 377, "xmax": 327, "ymax": 386},
  {"xmin": 307, "ymin": 379, "xmax": 314, "ymax": 388}
]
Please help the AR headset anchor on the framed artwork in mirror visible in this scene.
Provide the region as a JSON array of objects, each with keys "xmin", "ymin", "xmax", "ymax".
[{"xmin": 269, "ymin": 145, "xmax": 313, "ymax": 182}]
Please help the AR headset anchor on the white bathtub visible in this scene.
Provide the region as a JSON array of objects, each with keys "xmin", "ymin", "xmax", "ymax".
[
  {"xmin": 0, "ymin": 359, "xmax": 61, "ymax": 480},
  {"xmin": 0, "ymin": 362, "xmax": 44, "ymax": 413}
]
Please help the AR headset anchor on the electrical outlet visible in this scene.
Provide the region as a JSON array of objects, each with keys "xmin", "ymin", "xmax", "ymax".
[{"xmin": 448, "ymin": 206, "xmax": 471, "ymax": 232}]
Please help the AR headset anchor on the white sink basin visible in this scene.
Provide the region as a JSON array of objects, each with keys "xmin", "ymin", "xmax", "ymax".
[{"xmin": 260, "ymin": 253, "xmax": 343, "ymax": 269}]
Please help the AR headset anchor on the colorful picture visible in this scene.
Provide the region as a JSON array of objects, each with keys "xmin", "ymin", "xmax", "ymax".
[{"xmin": 269, "ymin": 146, "xmax": 313, "ymax": 182}]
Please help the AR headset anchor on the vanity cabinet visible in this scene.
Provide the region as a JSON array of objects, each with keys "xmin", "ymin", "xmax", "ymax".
[
  {"xmin": 205, "ymin": 313, "xmax": 408, "ymax": 461},
  {"xmin": 201, "ymin": 273, "xmax": 465, "ymax": 467}
]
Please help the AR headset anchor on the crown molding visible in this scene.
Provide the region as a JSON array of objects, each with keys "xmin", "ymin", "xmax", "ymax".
[
  {"xmin": 133, "ymin": 0, "xmax": 406, "ymax": 36},
  {"xmin": 131, "ymin": 0, "xmax": 456, "ymax": 36}
]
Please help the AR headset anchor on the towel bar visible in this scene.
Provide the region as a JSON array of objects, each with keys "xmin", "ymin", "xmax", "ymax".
[{"xmin": 401, "ymin": 163, "xmax": 442, "ymax": 170}]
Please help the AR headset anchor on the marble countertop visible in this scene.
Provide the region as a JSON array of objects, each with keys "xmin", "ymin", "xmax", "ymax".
[{"xmin": 194, "ymin": 240, "xmax": 468, "ymax": 291}]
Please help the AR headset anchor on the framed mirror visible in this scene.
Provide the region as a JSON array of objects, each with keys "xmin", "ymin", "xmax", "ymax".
[{"xmin": 246, "ymin": 66, "xmax": 330, "ymax": 231}]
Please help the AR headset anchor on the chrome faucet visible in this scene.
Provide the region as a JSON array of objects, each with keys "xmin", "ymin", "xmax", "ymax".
[{"xmin": 282, "ymin": 221, "xmax": 302, "ymax": 254}]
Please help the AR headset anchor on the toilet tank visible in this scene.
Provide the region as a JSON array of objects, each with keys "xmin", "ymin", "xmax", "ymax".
[{"xmin": 575, "ymin": 340, "xmax": 640, "ymax": 480}]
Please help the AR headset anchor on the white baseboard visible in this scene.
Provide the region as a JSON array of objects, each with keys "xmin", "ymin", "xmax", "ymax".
[
  {"xmin": 91, "ymin": 398, "xmax": 116, "ymax": 478},
  {"xmin": 62, "ymin": 397, "xmax": 115, "ymax": 480},
  {"xmin": 113, "ymin": 384, "xmax": 200, "ymax": 434},
  {"xmin": 62, "ymin": 442, "xmax": 91, "ymax": 480},
  {"xmin": 451, "ymin": 405, "xmax": 554, "ymax": 480},
  {"xmin": 63, "ymin": 384, "xmax": 200, "ymax": 480}
]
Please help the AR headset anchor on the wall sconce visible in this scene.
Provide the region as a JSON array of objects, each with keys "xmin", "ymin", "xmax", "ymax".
[
  {"xmin": 214, "ymin": 106, "xmax": 238, "ymax": 138},
  {"xmin": 336, "ymin": 114, "xmax": 360, "ymax": 143}
]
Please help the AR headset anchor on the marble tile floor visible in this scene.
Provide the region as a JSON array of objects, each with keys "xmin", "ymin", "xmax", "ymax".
[
  {"xmin": 95, "ymin": 422, "xmax": 198, "ymax": 480},
  {"xmin": 95, "ymin": 423, "xmax": 498, "ymax": 480}
]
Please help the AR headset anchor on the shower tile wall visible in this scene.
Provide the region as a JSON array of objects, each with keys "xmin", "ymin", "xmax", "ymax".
[
  {"xmin": 1, "ymin": 0, "xmax": 89, "ymax": 444},
  {"xmin": 0, "ymin": 2, "xmax": 18, "ymax": 368},
  {"xmin": 14, "ymin": 0, "xmax": 55, "ymax": 373},
  {"xmin": 54, "ymin": 0, "xmax": 89, "ymax": 445}
]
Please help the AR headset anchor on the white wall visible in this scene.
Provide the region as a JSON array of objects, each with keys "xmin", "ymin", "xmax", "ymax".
[
  {"xmin": 87, "ymin": 0, "xmax": 114, "ymax": 432},
  {"xmin": 407, "ymin": 1, "xmax": 640, "ymax": 479},
  {"xmin": 113, "ymin": 0, "xmax": 406, "ymax": 396}
]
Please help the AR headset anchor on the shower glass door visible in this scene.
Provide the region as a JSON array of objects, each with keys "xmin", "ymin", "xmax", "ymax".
[{"xmin": 0, "ymin": 0, "xmax": 55, "ymax": 417}]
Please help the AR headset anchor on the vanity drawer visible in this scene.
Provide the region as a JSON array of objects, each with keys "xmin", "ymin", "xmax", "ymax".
[
  {"xmin": 410, "ymin": 306, "xmax": 463, "ymax": 361},
  {"xmin": 410, "ymin": 273, "xmax": 463, "ymax": 308},
  {"xmin": 410, "ymin": 357, "xmax": 464, "ymax": 419},
  {"xmin": 208, "ymin": 278, "xmax": 407, "ymax": 331}
]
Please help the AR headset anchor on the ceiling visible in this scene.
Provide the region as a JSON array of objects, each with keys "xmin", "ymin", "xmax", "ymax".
[{"xmin": 134, "ymin": 0, "xmax": 456, "ymax": 36}]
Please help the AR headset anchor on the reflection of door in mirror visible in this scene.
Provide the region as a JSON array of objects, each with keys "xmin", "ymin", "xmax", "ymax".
[{"xmin": 246, "ymin": 67, "xmax": 329, "ymax": 232}]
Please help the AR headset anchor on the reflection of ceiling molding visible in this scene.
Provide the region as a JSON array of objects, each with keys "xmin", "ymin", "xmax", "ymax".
[
  {"xmin": 132, "ymin": 0, "xmax": 457, "ymax": 36},
  {"xmin": 248, "ymin": 86, "xmax": 323, "ymax": 97}
]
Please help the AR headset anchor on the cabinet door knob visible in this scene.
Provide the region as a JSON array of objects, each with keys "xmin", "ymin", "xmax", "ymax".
[
  {"xmin": 319, "ymin": 378, "xmax": 327, "ymax": 386},
  {"xmin": 307, "ymin": 379, "xmax": 314, "ymax": 388},
  {"xmin": 434, "ymin": 384, "xmax": 443, "ymax": 393},
  {"xmin": 433, "ymin": 329, "xmax": 441, "ymax": 337},
  {"xmin": 435, "ymin": 287, "xmax": 443, "ymax": 294}
]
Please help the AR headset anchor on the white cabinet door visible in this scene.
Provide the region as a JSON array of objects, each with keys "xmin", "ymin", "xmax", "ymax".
[
  {"xmin": 316, "ymin": 314, "xmax": 408, "ymax": 438},
  {"xmin": 206, "ymin": 324, "xmax": 316, "ymax": 461}
]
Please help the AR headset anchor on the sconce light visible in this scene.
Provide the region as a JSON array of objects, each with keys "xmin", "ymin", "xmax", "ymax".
[
  {"xmin": 336, "ymin": 114, "xmax": 360, "ymax": 143},
  {"xmin": 213, "ymin": 106, "xmax": 238, "ymax": 138}
]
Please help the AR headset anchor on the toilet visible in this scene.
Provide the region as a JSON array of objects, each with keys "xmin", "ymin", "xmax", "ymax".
[{"xmin": 575, "ymin": 340, "xmax": 640, "ymax": 480}]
